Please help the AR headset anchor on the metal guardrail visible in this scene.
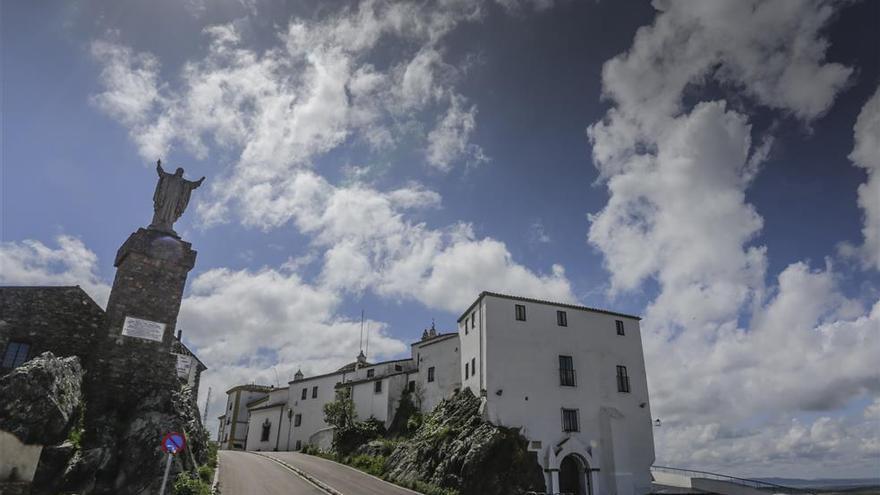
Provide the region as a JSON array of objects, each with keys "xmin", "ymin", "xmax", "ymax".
[{"xmin": 652, "ymin": 466, "xmax": 819, "ymax": 495}]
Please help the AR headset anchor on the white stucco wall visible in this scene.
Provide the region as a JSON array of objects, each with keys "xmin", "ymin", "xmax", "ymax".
[
  {"xmin": 412, "ymin": 334, "xmax": 461, "ymax": 413},
  {"xmin": 245, "ymin": 405, "xmax": 286, "ymax": 451},
  {"xmin": 0, "ymin": 430, "xmax": 42, "ymax": 482},
  {"xmin": 288, "ymin": 372, "xmax": 341, "ymax": 451},
  {"xmin": 477, "ymin": 294, "xmax": 654, "ymax": 495}
]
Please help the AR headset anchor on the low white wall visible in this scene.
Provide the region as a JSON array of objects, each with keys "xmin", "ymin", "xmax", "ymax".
[
  {"xmin": 0, "ymin": 430, "xmax": 42, "ymax": 482},
  {"xmin": 651, "ymin": 470, "xmax": 694, "ymax": 489}
]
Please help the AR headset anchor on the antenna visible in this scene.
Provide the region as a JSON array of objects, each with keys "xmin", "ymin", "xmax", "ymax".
[
  {"xmin": 202, "ymin": 387, "xmax": 212, "ymax": 423},
  {"xmin": 359, "ymin": 309, "xmax": 365, "ymax": 353},
  {"xmin": 365, "ymin": 321, "xmax": 371, "ymax": 360}
]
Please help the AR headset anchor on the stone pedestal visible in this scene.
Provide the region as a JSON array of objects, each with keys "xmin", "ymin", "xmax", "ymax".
[
  {"xmin": 82, "ymin": 228, "xmax": 199, "ymax": 493},
  {"xmin": 103, "ymin": 228, "xmax": 197, "ymax": 347}
]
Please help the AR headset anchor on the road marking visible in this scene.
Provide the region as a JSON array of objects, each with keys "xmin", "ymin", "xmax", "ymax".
[{"xmin": 253, "ymin": 452, "xmax": 343, "ymax": 495}]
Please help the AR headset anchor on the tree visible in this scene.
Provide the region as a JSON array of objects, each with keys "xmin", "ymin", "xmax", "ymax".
[{"xmin": 323, "ymin": 387, "xmax": 356, "ymax": 430}]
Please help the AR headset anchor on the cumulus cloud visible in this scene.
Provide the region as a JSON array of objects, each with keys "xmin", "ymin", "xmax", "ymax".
[
  {"xmin": 0, "ymin": 235, "xmax": 111, "ymax": 307},
  {"xmin": 426, "ymin": 95, "xmax": 487, "ymax": 171},
  {"xmin": 245, "ymin": 170, "xmax": 574, "ymax": 312},
  {"xmin": 842, "ymin": 86, "xmax": 880, "ymax": 270},
  {"xmin": 90, "ymin": 0, "xmax": 490, "ymax": 229},
  {"xmin": 587, "ymin": 0, "xmax": 875, "ymax": 472}
]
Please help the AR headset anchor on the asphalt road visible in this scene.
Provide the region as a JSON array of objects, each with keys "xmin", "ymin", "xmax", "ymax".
[
  {"xmin": 263, "ymin": 451, "xmax": 420, "ymax": 495},
  {"xmin": 217, "ymin": 450, "xmax": 325, "ymax": 495}
]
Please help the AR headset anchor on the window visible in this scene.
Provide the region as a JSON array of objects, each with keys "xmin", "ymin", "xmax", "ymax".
[
  {"xmin": 616, "ymin": 365, "xmax": 630, "ymax": 393},
  {"xmin": 465, "ymin": 363, "xmax": 469, "ymax": 379},
  {"xmin": 295, "ymin": 440, "xmax": 302, "ymax": 450},
  {"xmin": 2, "ymin": 342, "xmax": 30, "ymax": 369},
  {"xmin": 408, "ymin": 380, "xmax": 416, "ymax": 393},
  {"xmin": 312, "ymin": 386, "xmax": 318, "ymax": 398},
  {"xmin": 470, "ymin": 313, "xmax": 475, "ymax": 329},
  {"xmin": 557, "ymin": 311, "xmax": 568, "ymax": 327},
  {"xmin": 301, "ymin": 388, "xmax": 307, "ymax": 400},
  {"xmin": 427, "ymin": 366, "xmax": 435, "ymax": 383},
  {"xmin": 395, "ymin": 364, "xmax": 402, "ymax": 371},
  {"xmin": 366, "ymin": 369, "xmax": 375, "ymax": 378},
  {"xmin": 559, "ymin": 355, "xmax": 576, "ymax": 387},
  {"xmin": 294, "ymin": 414, "xmax": 302, "ymax": 427},
  {"xmin": 471, "ymin": 358, "xmax": 476, "ymax": 377},
  {"xmin": 562, "ymin": 408, "xmax": 579, "ymax": 432},
  {"xmin": 374, "ymin": 380, "xmax": 383, "ymax": 393},
  {"xmin": 616, "ymin": 320, "xmax": 625, "ymax": 336},
  {"xmin": 464, "ymin": 321, "xmax": 468, "ymax": 335},
  {"xmin": 515, "ymin": 304, "xmax": 526, "ymax": 321},
  {"xmin": 261, "ymin": 420, "xmax": 271, "ymax": 441}
]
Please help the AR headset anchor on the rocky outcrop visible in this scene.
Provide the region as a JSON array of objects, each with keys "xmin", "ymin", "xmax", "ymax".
[
  {"xmin": 384, "ymin": 389, "xmax": 545, "ymax": 495},
  {"xmin": 0, "ymin": 352, "xmax": 83, "ymax": 445}
]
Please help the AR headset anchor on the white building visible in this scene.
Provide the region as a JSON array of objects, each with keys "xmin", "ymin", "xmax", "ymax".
[{"xmin": 226, "ymin": 291, "xmax": 655, "ymax": 495}]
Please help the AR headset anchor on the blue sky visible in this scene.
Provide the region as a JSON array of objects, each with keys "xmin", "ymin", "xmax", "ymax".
[{"xmin": 2, "ymin": 0, "xmax": 879, "ymax": 478}]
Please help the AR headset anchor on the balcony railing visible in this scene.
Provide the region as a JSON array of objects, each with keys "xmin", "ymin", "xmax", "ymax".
[{"xmin": 559, "ymin": 368, "xmax": 577, "ymax": 387}]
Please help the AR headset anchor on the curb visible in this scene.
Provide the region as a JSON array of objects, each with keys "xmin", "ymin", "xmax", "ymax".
[
  {"xmin": 211, "ymin": 461, "xmax": 220, "ymax": 494},
  {"xmin": 254, "ymin": 452, "xmax": 343, "ymax": 495}
]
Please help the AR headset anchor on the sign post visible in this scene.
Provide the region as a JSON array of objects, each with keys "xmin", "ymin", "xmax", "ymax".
[{"xmin": 158, "ymin": 432, "xmax": 186, "ymax": 495}]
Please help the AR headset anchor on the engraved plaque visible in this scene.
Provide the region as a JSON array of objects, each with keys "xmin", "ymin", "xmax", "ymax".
[
  {"xmin": 121, "ymin": 316, "xmax": 165, "ymax": 342},
  {"xmin": 174, "ymin": 353, "xmax": 193, "ymax": 379}
]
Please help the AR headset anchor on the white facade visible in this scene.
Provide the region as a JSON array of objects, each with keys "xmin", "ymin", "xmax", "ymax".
[
  {"xmin": 458, "ymin": 293, "xmax": 655, "ymax": 495},
  {"xmin": 230, "ymin": 292, "xmax": 655, "ymax": 495}
]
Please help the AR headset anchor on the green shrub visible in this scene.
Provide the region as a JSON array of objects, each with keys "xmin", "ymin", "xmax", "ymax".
[
  {"xmin": 197, "ymin": 465, "xmax": 213, "ymax": 484},
  {"xmin": 405, "ymin": 412, "xmax": 423, "ymax": 433},
  {"xmin": 172, "ymin": 472, "xmax": 211, "ymax": 495},
  {"xmin": 347, "ymin": 454, "xmax": 387, "ymax": 477},
  {"xmin": 206, "ymin": 442, "xmax": 219, "ymax": 468}
]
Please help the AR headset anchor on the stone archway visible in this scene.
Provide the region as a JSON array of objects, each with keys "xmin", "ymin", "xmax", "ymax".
[{"xmin": 559, "ymin": 454, "xmax": 591, "ymax": 495}]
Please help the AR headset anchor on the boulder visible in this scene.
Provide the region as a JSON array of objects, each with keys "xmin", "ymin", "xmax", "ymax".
[
  {"xmin": 0, "ymin": 352, "xmax": 83, "ymax": 445},
  {"xmin": 384, "ymin": 389, "xmax": 545, "ymax": 495},
  {"xmin": 32, "ymin": 441, "xmax": 77, "ymax": 494}
]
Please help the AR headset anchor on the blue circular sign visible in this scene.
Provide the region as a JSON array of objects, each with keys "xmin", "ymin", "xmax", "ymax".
[{"xmin": 162, "ymin": 432, "xmax": 186, "ymax": 454}]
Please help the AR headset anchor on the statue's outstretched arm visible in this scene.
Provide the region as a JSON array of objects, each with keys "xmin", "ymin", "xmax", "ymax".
[
  {"xmin": 156, "ymin": 160, "xmax": 164, "ymax": 175},
  {"xmin": 193, "ymin": 177, "xmax": 206, "ymax": 189}
]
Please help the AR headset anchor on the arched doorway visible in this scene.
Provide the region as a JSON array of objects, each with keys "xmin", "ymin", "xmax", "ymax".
[{"xmin": 559, "ymin": 454, "xmax": 591, "ymax": 495}]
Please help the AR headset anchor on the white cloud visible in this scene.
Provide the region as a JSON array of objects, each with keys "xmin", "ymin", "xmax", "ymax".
[
  {"xmin": 842, "ymin": 86, "xmax": 880, "ymax": 270},
  {"xmin": 587, "ymin": 0, "xmax": 875, "ymax": 473},
  {"xmin": 248, "ymin": 170, "xmax": 574, "ymax": 312},
  {"xmin": 0, "ymin": 235, "xmax": 111, "ymax": 307},
  {"xmin": 90, "ymin": 1, "xmax": 491, "ymax": 230},
  {"xmin": 426, "ymin": 95, "xmax": 487, "ymax": 171}
]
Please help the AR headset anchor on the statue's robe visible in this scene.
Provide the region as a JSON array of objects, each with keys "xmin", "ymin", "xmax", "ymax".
[{"xmin": 151, "ymin": 171, "xmax": 198, "ymax": 233}]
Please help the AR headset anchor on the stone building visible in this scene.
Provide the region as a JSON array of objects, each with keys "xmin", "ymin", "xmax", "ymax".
[{"xmin": 227, "ymin": 291, "xmax": 655, "ymax": 495}]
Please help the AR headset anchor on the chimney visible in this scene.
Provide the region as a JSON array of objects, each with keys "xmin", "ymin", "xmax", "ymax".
[{"xmin": 176, "ymin": 329, "xmax": 182, "ymax": 341}]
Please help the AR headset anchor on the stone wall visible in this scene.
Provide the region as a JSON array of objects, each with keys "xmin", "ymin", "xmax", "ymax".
[{"xmin": 0, "ymin": 287, "xmax": 104, "ymax": 375}]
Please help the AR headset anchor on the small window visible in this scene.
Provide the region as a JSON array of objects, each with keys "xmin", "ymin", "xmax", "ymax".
[
  {"xmin": 470, "ymin": 313, "xmax": 475, "ymax": 329},
  {"xmin": 395, "ymin": 364, "xmax": 402, "ymax": 371},
  {"xmin": 464, "ymin": 322, "xmax": 468, "ymax": 335},
  {"xmin": 465, "ymin": 363, "xmax": 469, "ymax": 379},
  {"xmin": 294, "ymin": 413, "xmax": 302, "ymax": 427},
  {"xmin": 616, "ymin": 320, "xmax": 625, "ymax": 335},
  {"xmin": 301, "ymin": 388, "xmax": 307, "ymax": 400},
  {"xmin": 428, "ymin": 366, "xmax": 435, "ymax": 383},
  {"xmin": 616, "ymin": 365, "xmax": 630, "ymax": 393},
  {"xmin": 557, "ymin": 311, "xmax": 568, "ymax": 327},
  {"xmin": 471, "ymin": 358, "xmax": 476, "ymax": 377},
  {"xmin": 366, "ymin": 369, "xmax": 375, "ymax": 378},
  {"xmin": 408, "ymin": 380, "xmax": 416, "ymax": 392},
  {"xmin": 312, "ymin": 386, "xmax": 318, "ymax": 398},
  {"xmin": 515, "ymin": 304, "xmax": 526, "ymax": 321},
  {"xmin": 295, "ymin": 440, "xmax": 302, "ymax": 450},
  {"xmin": 562, "ymin": 408, "xmax": 579, "ymax": 432},
  {"xmin": 374, "ymin": 380, "xmax": 383, "ymax": 393},
  {"xmin": 261, "ymin": 420, "xmax": 271, "ymax": 441},
  {"xmin": 559, "ymin": 355, "xmax": 576, "ymax": 386},
  {"xmin": 2, "ymin": 342, "xmax": 30, "ymax": 369}
]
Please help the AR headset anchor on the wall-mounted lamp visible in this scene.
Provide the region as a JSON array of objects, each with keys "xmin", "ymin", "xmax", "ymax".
[{"xmin": 654, "ymin": 419, "xmax": 662, "ymax": 427}]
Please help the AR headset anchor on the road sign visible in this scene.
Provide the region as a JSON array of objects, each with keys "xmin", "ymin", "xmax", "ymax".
[{"xmin": 161, "ymin": 432, "xmax": 186, "ymax": 455}]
